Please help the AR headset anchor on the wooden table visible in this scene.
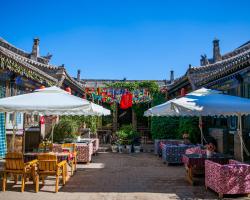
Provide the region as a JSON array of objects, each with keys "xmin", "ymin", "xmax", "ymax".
[{"xmin": 182, "ymin": 153, "xmax": 232, "ymax": 185}]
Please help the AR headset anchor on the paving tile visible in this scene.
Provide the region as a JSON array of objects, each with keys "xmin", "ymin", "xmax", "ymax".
[{"xmin": 1, "ymin": 151, "xmax": 250, "ymax": 199}]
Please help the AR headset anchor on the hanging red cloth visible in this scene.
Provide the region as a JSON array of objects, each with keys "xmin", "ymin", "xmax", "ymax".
[
  {"xmin": 40, "ymin": 116, "xmax": 45, "ymax": 125},
  {"xmin": 120, "ymin": 92, "xmax": 133, "ymax": 109}
]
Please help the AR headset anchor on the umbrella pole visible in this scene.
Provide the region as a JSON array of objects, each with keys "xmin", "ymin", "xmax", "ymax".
[
  {"xmin": 51, "ymin": 122, "xmax": 55, "ymax": 143},
  {"xmin": 22, "ymin": 113, "xmax": 26, "ymax": 154},
  {"xmin": 199, "ymin": 116, "xmax": 204, "ymax": 145},
  {"xmin": 238, "ymin": 113, "xmax": 244, "ymax": 162},
  {"xmin": 11, "ymin": 112, "xmax": 17, "ymax": 152}
]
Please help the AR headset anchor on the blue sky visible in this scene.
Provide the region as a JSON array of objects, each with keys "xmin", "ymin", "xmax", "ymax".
[{"xmin": 1, "ymin": 0, "xmax": 250, "ymax": 80}]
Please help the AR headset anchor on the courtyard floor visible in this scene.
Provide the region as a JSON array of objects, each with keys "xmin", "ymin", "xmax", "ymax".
[{"xmin": 0, "ymin": 150, "xmax": 249, "ymax": 200}]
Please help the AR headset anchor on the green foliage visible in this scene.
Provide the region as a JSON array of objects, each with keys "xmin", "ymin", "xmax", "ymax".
[
  {"xmin": 150, "ymin": 92, "xmax": 200, "ymax": 143},
  {"xmin": 53, "ymin": 115, "xmax": 101, "ymax": 142},
  {"xmin": 151, "ymin": 116, "xmax": 179, "ymax": 139},
  {"xmin": 178, "ymin": 117, "xmax": 200, "ymax": 143},
  {"xmin": 117, "ymin": 124, "xmax": 139, "ymax": 145},
  {"xmin": 151, "ymin": 92, "xmax": 177, "ymax": 139},
  {"xmin": 105, "ymin": 80, "xmax": 160, "ymax": 94},
  {"xmin": 53, "ymin": 118, "xmax": 78, "ymax": 143},
  {"xmin": 132, "ymin": 103, "xmax": 149, "ymax": 123}
]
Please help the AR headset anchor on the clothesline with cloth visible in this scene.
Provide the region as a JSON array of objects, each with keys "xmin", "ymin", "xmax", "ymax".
[{"xmin": 85, "ymin": 87, "xmax": 152, "ymax": 106}]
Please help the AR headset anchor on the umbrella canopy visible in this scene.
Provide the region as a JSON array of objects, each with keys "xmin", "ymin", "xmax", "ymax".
[
  {"xmin": 145, "ymin": 88, "xmax": 250, "ymax": 117},
  {"xmin": 0, "ymin": 86, "xmax": 110, "ymax": 116}
]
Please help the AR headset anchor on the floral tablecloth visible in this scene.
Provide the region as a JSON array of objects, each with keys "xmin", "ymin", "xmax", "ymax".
[{"xmin": 182, "ymin": 153, "xmax": 232, "ymax": 169}]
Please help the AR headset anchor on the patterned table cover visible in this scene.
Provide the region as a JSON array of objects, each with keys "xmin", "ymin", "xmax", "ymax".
[
  {"xmin": 162, "ymin": 144, "xmax": 196, "ymax": 164},
  {"xmin": 24, "ymin": 152, "xmax": 70, "ymax": 163},
  {"xmin": 182, "ymin": 153, "xmax": 232, "ymax": 169}
]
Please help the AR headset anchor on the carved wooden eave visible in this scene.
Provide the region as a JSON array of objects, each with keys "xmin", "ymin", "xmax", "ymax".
[{"xmin": 0, "ymin": 46, "xmax": 57, "ymax": 86}]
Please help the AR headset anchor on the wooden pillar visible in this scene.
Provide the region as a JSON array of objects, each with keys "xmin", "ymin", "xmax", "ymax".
[
  {"xmin": 132, "ymin": 108, "xmax": 137, "ymax": 131},
  {"xmin": 112, "ymin": 103, "xmax": 118, "ymax": 133}
]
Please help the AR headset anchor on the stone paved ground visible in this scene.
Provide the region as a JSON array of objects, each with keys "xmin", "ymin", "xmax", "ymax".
[{"xmin": 0, "ymin": 152, "xmax": 249, "ymax": 200}]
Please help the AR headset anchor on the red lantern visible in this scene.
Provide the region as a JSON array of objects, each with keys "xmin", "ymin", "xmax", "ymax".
[{"xmin": 65, "ymin": 87, "xmax": 71, "ymax": 94}]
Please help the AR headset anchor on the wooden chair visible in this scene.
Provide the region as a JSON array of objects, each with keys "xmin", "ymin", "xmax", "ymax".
[
  {"xmin": 36, "ymin": 153, "xmax": 67, "ymax": 193},
  {"xmin": 2, "ymin": 152, "xmax": 38, "ymax": 192},
  {"xmin": 61, "ymin": 143, "xmax": 77, "ymax": 175}
]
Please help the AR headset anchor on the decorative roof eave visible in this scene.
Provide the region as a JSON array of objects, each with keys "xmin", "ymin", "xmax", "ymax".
[
  {"xmin": 190, "ymin": 48, "xmax": 250, "ymax": 73},
  {"xmin": 190, "ymin": 52, "xmax": 250, "ymax": 87},
  {"xmin": 167, "ymin": 75, "xmax": 188, "ymax": 89},
  {"xmin": 203, "ymin": 65, "xmax": 250, "ymax": 88},
  {"xmin": 167, "ymin": 75, "xmax": 190, "ymax": 95},
  {"xmin": 193, "ymin": 59, "xmax": 250, "ymax": 87},
  {"xmin": 0, "ymin": 38, "xmax": 55, "ymax": 68},
  {"xmin": 0, "ymin": 50, "xmax": 57, "ymax": 86},
  {"xmin": 222, "ymin": 41, "xmax": 250, "ymax": 60},
  {"xmin": 62, "ymin": 71, "xmax": 85, "ymax": 95}
]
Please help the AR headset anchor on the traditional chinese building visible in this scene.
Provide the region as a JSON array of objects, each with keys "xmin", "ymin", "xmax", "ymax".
[
  {"xmin": 167, "ymin": 39, "xmax": 250, "ymax": 161},
  {"xmin": 0, "ymin": 37, "xmax": 85, "ymax": 155}
]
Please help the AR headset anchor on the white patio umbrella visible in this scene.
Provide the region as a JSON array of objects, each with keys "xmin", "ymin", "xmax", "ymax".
[
  {"xmin": 144, "ymin": 88, "xmax": 250, "ymax": 161},
  {"xmin": 0, "ymin": 86, "xmax": 111, "ymax": 151},
  {"xmin": 0, "ymin": 86, "xmax": 110, "ymax": 116}
]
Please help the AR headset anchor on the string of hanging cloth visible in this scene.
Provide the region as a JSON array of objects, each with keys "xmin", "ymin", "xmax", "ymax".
[{"xmin": 84, "ymin": 88, "xmax": 152, "ymax": 104}]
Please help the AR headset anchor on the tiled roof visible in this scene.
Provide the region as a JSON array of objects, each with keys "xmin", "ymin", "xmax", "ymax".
[
  {"xmin": 0, "ymin": 37, "xmax": 84, "ymax": 94},
  {"xmin": 0, "ymin": 38, "xmax": 52, "ymax": 65},
  {"xmin": 168, "ymin": 40, "xmax": 250, "ymax": 90},
  {"xmin": 189, "ymin": 47, "xmax": 250, "ymax": 87}
]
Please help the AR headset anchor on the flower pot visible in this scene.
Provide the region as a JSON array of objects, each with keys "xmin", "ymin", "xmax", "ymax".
[
  {"xmin": 206, "ymin": 150, "xmax": 212, "ymax": 158},
  {"xmin": 118, "ymin": 145, "xmax": 123, "ymax": 153},
  {"xmin": 111, "ymin": 145, "xmax": 118, "ymax": 153},
  {"xmin": 134, "ymin": 145, "xmax": 141, "ymax": 153},
  {"xmin": 125, "ymin": 145, "xmax": 132, "ymax": 153}
]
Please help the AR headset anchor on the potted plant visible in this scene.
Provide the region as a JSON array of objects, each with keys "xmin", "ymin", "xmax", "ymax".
[
  {"xmin": 117, "ymin": 124, "xmax": 136, "ymax": 153},
  {"xmin": 111, "ymin": 143, "xmax": 118, "ymax": 152},
  {"xmin": 132, "ymin": 135, "xmax": 141, "ymax": 153},
  {"xmin": 117, "ymin": 130, "xmax": 127, "ymax": 153},
  {"xmin": 125, "ymin": 140, "xmax": 132, "ymax": 154}
]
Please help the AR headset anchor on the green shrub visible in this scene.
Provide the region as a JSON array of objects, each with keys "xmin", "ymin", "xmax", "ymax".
[
  {"xmin": 117, "ymin": 124, "xmax": 139, "ymax": 145},
  {"xmin": 151, "ymin": 116, "xmax": 179, "ymax": 139},
  {"xmin": 151, "ymin": 92, "xmax": 179, "ymax": 139},
  {"xmin": 53, "ymin": 118, "xmax": 78, "ymax": 142},
  {"xmin": 178, "ymin": 117, "xmax": 200, "ymax": 143}
]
